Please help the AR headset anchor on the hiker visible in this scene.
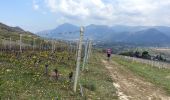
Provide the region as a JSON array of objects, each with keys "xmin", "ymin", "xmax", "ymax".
[
  {"xmin": 49, "ymin": 69, "xmax": 60, "ymax": 80},
  {"xmin": 106, "ymin": 48, "xmax": 112, "ymax": 61}
]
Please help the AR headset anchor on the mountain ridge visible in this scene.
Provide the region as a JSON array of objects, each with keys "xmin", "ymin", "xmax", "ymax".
[
  {"xmin": 37, "ymin": 23, "xmax": 170, "ymax": 46},
  {"xmin": 0, "ymin": 22, "xmax": 37, "ymax": 40}
]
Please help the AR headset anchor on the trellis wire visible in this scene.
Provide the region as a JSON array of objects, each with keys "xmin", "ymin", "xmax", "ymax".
[{"xmin": 114, "ymin": 55, "xmax": 170, "ymax": 69}]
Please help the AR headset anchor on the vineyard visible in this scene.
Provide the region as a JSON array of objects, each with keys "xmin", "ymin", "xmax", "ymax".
[
  {"xmin": 0, "ymin": 51, "xmax": 76, "ymax": 99},
  {"xmin": 1, "ymin": 0, "xmax": 170, "ymax": 99},
  {"xmin": 0, "ymin": 49, "xmax": 118, "ymax": 99},
  {"xmin": 0, "ymin": 26, "xmax": 117, "ymax": 99},
  {"xmin": 1, "ymin": 23, "xmax": 170, "ymax": 99}
]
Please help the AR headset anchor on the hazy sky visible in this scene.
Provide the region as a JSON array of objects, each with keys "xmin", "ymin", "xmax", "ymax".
[{"xmin": 0, "ymin": 0, "xmax": 170, "ymax": 32}]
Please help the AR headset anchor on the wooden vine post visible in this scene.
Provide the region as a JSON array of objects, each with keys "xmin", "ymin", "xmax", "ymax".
[
  {"xmin": 75, "ymin": 40, "xmax": 79, "ymax": 60},
  {"xmin": 33, "ymin": 38, "xmax": 36, "ymax": 51},
  {"xmin": 82, "ymin": 39, "xmax": 89, "ymax": 71},
  {"xmin": 86, "ymin": 40, "xmax": 92, "ymax": 70},
  {"xmin": 20, "ymin": 34, "xmax": 22, "ymax": 53},
  {"xmin": 51, "ymin": 39, "xmax": 54, "ymax": 53},
  {"xmin": 69, "ymin": 41, "xmax": 72, "ymax": 53},
  {"xmin": 9, "ymin": 37, "xmax": 11, "ymax": 50},
  {"xmin": 53, "ymin": 40, "xmax": 56, "ymax": 52},
  {"xmin": 73, "ymin": 26, "xmax": 84, "ymax": 92}
]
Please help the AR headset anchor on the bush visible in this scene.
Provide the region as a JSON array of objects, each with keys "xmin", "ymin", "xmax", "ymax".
[
  {"xmin": 83, "ymin": 81, "xmax": 96, "ymax": 91},
  {"xmin": 119, "ymin": 51, "xmax": 134, "ymax": 57}
]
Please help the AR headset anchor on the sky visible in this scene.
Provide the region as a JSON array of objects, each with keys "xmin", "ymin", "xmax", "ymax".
[{"xmin": 0, "ymin": 0, "xmax": 170, "ymax": 32}]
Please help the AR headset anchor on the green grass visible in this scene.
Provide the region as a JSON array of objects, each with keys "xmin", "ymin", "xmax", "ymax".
[
  {"xmin": 112, "ymin": 56, "xmax": 170, "ymax": 95},
  {"xmin": 0, "ymin": 51, "xmax": 79, "ymax": 99},
  {"xmin": 0, "ymin": 51, "xmax": 117, "ymax": 99},
  {"xmin": 79, "ymin": 53, "xmax": 118, "ymax": 100}
]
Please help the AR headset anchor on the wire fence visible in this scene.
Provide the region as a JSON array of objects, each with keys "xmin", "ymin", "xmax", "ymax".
[
  {"xmin": 114, "ymin": 55, "xmax": 170, "ymax": 69},
  {"xmin": 0, "ymin": 28, "xmax": 93, "ymax": 97},
  {"xmin": 0, "ymin": 37, "xmax": 80, "ymax": 53}
]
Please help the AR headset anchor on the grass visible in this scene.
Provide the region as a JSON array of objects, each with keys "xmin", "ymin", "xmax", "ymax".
[
  {"xmin": 112, "ymin": 56, "xmax": 170, "ymax": 95},
  {"xmin": 0, "ymin": 51, "xmax": 117, "ymax": 99},
  {"xmin": 80, "ymin": 53, "xmax": 118, "ymax": 100},
  {"xmin": 0, "ymin": 51, "xmax": 78, "ymax": 99}
]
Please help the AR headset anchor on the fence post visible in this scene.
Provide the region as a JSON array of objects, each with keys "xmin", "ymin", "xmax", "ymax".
[
  {"xmin": 75, "ymin": 40, "xmax": 79, "ymax": 60},
  {"xmin": 54, "ymin": 41, "xmax": 56, "ymax": 52},
  {"xmin": 88, "ymin": 40, "xmax": 92, "ymax": 58},
  {"xmin": 73, "ymin": 26, "xmax": 84, "ymax": 92},
  {"xmin": 70, "ymin": 41, "xmax": 72, "ymax": 53},
  {"xmin": 79, "ymin": 83, "xmax": 84, "ymax": 97},
  {"xmin": 9, "ymin": 37, "xmax": 11, "ymax": 51},
  {"xmin": 85, "ymin": 40, "xmax": 92, "ymax": 70},
  {"xmin": 33, "ymin": 38, "xmax": 36, "ymax": 51},
  {"xmin": 51, "ymin": 40, "xmax": 54, "ymax": 53},
  {"xmin": 82, "ymin": 39, "xmax": 89, "ymax": 71},
  {"xmin": 20, "ymin": 34, "xmax": 22, "ymax": 53}
]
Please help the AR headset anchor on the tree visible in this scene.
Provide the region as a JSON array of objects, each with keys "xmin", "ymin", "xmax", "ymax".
[
  {"xmin": 142, "ymin": 51, "xmax": 151, "ymax": 59},
  {"xmin": 134, "ymin": 51, "xmax": 140, "ymax": 58}
]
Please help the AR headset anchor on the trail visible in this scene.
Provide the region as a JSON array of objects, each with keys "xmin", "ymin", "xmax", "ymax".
[{"xmin": 101, "ymin": 58, "xmax": 170, "ymax": 100}]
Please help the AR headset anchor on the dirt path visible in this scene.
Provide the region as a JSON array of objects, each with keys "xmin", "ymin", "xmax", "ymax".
[{"xmin": 101, "ymin": 59, "xmax": 170, "ymax": 100}]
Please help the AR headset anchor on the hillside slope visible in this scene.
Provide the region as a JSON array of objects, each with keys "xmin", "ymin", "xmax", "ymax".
[{"xmin": 0, "ymin": 22, "xmax": 36, "ymax": 40}]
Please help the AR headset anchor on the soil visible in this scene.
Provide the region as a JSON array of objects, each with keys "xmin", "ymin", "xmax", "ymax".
[{"xmin": 102, "ymin": 59, "xmax": 170, "ymax": 100}]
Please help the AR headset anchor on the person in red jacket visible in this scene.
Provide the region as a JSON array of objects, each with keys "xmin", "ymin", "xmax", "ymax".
[{"xmin": 106, "ymin": 48, "xmax": 112, "ymax": 61}]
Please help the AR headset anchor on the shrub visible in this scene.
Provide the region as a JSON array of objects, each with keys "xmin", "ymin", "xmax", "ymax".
[{"xmin": 83, "ymin": 81, "xmax": 96, "ymax": 91}]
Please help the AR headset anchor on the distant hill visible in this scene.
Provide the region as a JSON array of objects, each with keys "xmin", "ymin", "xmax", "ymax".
[
  {"xmin": 154, "ymin": 26, "xmax": 170, "ymax": 37},
  {"xmin": 37, "ymin": 23, "xmax": 79, "ymax": 40},
  {"xmin": 0, "ymin": 22, "xmax": 33, "ymax": 33},
  {"xmin": 37, "ymin": 23, "xmax": 170, "ymax": 46},
  {"xmin": 123, "ymin": 28, "xmax": 170, "ymax": 43},
  {"xmin": 0, "ymin": 22, "xmax": 36, "ymax": 40},
  {"xmin": 0, "ymin": 22, "xmax": 39, "ymax": 47}
]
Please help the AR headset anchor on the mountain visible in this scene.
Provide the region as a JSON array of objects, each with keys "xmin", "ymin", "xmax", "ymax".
[
  {"xmin": 111, "ymin": 25, "xmax": 149, "ymax": 33},
  {"xmin": 85, "ymin": 24, "xmax": 115, "ymax": 40},
  {"xmin": 37, "ymin": 23, "xmax": 79, "ymax": 40},
  {"xmin": 0, "ymin": 23, "xmax": 28, "ymax": 33},
  {"xmin": 154, "ymin": 26, "xmax": 170, "ymax": 37},
  {"xmin": 124, "ymin": 28, "xmax": 170, "ymax": 43},
  {"xmin": 0, "ymin": 22, "xmax": 36, "ymax": 40},
  {"xmin": 37, "ymin": 23, "xmax": 170, "ymax": 46}
]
